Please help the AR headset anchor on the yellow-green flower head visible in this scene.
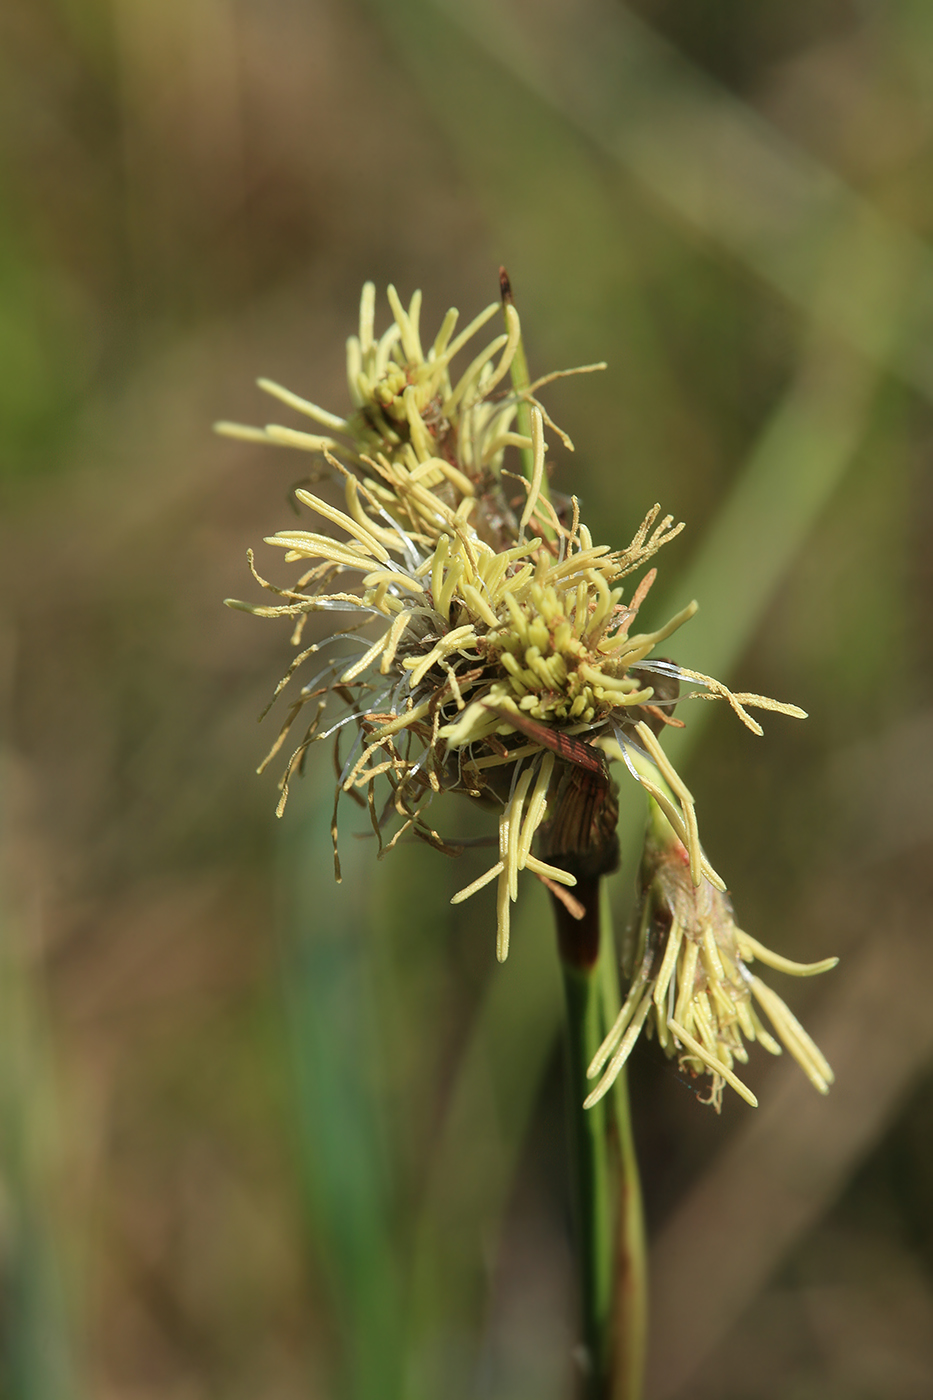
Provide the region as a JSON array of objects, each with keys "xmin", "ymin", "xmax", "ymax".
[
  {"xmin": 584, "ymin": 810, "xmax": 838, "ymax": 1112},
  {"xmin": 221, "ymin": 278, "xmax": 810, "ymax": 990},
  {"xmin": 344, "ymin": 282, "xmax": 521, "ymax": 472},
  {"xmin": 215, "ymin": 282, "xmax": 600, "ymax": 494}
]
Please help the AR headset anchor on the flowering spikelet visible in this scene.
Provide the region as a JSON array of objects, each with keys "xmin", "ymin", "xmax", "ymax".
[
  {"xmin": 584, "ymin": 802, "xmax": 838, "ymax": 1111},
  {"xmin": 221, "ymin": 279, "xmax": 833, "ymax": 1102},
  {"xmin": 216, "ymin": 280, "xmax": 601, "ymax": 503}
]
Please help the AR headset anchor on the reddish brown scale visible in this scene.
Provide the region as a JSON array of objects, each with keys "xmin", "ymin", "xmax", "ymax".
[{"xmin": 481, "ymin": 703, "xmax": 607, "ymax": 775}]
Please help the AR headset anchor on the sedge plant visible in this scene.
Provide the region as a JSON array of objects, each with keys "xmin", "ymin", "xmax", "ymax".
[{"xmin": 218, "ymin": 273, "xmax": 837, "ymax": 1399}]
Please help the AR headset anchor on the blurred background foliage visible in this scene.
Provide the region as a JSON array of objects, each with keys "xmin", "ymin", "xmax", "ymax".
[{"xmin": 1, "ymin": 0, "xmax": 932, "ymax": 1396}]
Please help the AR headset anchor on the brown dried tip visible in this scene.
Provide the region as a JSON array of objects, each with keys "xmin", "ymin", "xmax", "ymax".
[{"xmin": 499, "ymin": 265, "xmax": 513, "ymax": 305}]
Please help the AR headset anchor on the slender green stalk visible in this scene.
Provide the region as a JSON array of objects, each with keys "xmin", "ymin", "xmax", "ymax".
[
  {"xmin": 553, "ymin": 873, "xmax": 649, "ymax": 1399},
  {"xmin": 564, "ymin": 966, "xmax": 613, "ymax": 1393},
  {"xmin": 554, "ymin": 876, "xmax": 614, "ymax": 1397}
]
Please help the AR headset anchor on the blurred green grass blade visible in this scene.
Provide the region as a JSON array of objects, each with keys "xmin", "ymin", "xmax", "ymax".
[
  {"xmin": 0, "ymin": 772, "xmax": 82, "ymax": 1400},
  {"xmin": 0, "ymin": 167, "xmax": 98, "ymax": 482},
  {"xmin": 654, "ymin": 204, "xmax": 907, "ymax": 772},
  {"xmin": 430, "ymin": 0, "xmax": 932, "ymax": 403},
  {"xmin": 660, "ymin": 346, "xmax": 881, "ymax": 772},
  {"xmin": 277, "ymin": 780, "xmax": 404, "ymax": 1400},
  {"xmin": 403, "ymin": 887, "xmax": 562, "ymax": 1399}
]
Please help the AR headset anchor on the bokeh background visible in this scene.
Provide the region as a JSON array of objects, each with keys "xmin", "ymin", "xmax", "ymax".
[{"xmin": 3, "ymin": 0, "xmax": 933, "ymax": 1396}]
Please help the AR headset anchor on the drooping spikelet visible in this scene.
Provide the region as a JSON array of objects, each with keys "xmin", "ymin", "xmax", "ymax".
[{"xmin": 584, "ymin": 799, "xmax": 837, "ymax": 1111}]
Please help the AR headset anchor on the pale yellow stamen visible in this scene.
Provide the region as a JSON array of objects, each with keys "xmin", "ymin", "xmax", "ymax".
[
  {"xmin": 588, "ymin": 971, "xmax": 652, "ymax": 1081},
  {"xmin": 460, "ymin": 582, "xmax": 500, "ymax": 630},
  {"xmin": 700, "ymin": 924, "xmax": 726, "ymax": 984},
  {"xmin": 673, "ymin": 940, "xmax": 700, "ymax": 1026},
  {"xmin": 736, "ymin": 931, "xmax": 839, "ymax": 977},
  {"xmin": 444, "ymin": 334, "xmax": 509, "ymax": 416},
  {"xmin": 523, "ymin": 855, "xmax": 576, "ymax": 885},
  {"xmin": 437, "ymin": 301, "xmax": 499, "ymax": 369},
  {"xmin": 653, "ymin": 915, "xmax": 684, "ymax": 1008},
  {"xmin": 518, "ymin": 408, "xmax": 546, "ymax": 539},
  {"xmin": 482, "ymin": 431, "xmax": 533, "ymax": 466},
  {"xmin": 404, "ymin": 624, "xmax": 476, "ymax": 688},
  {"xmin": 750, "ymin": 976, "xmax": 834, "ymax": 1093},
  {"xmin": 667, "ymin": 1019, "xmax": 758, "ymax": 1108},
  {"xmin": 379, "ymin": 609, "xmax": 414, "ymax": 674},
  {"xmin": 215, "ymin": 420, "xmax": 276, "ymax": 444},
  {"xmin": 360, "ymin": 570, "xmax": 424, "ymax": 595},
  {"xmin": 507, "ymin": 768, "xmax": 536, "ymax": 901},
  {"xmin": 257, "ymin": 378, "xmax": 347, "ymax": 432},
  {"xmin": 584, "ymin": 993, "xmax": 653, "ymax": 1109},
  {"xmin": 292, "ymin": 489, "xmax": 393, "ymax": 562},
  {"xmin": 266, "ymin": 532, "xmax": 375, "ymax": 570},
  {"xmin": 517, "ymin": 752, "xmax": 555, "ymax": 863},
  {"xmin": 451, "ymin": 861, "xmax": 505, "ymax": 904},
  {"xmin": 480, "ymin": 301, "xmax": 522, "ymax": 397},
  {"xmin": 431, "ymin": 306, "xmax": 459, "ymax": 360},
  {"xmin": 264, "ymin": 424, "xmax": 338, "ymax": 453},
  {"xmin": 339, "ymin": 631, "xmax": 391, "ymax": 683}
]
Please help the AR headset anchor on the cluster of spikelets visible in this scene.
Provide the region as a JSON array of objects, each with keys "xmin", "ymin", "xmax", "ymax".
[{"xmin": 219, "ymin": 279, "xmax": 836, "ymax": 1110}]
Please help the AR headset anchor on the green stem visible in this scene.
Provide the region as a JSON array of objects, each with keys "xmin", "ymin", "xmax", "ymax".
[
  {"xmin": 598, "ymin": 886, "xmax": 647, "ymax": 1400},
  {"xmin": 555, "ymin": 877, "xmax": 614, "ymax": 1397},
  {"xmin": 553, "ymin": 875, "xmax": 648, "ymax": 1399}
]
